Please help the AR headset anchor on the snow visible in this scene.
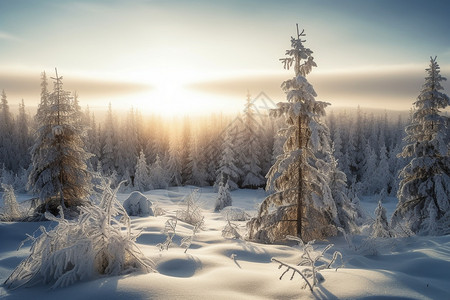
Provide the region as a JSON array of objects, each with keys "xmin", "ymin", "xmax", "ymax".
[{"xmin": 1, "ymin": 186, "xmax": 449, "ymax": 299}]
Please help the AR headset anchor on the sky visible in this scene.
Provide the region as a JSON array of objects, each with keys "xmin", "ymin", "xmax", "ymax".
[{"xmin": 0, "ymin": 0, "xmax": 449, "ymax": 116}]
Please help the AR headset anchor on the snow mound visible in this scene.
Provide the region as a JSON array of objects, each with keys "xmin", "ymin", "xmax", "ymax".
[{"xmin": 123, "ymin": 191, "xmax": 154, "ymax": 217}]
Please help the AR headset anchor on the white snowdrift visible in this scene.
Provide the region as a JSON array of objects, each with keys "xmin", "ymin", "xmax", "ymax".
[{"xmin": 0, "ymin": 187, "xmax": 449, "ymax": 299}]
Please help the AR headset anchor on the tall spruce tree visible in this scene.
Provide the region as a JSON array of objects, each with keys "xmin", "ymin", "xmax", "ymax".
[
  {"xmin": 28, "ymin": 69, "xmax": 92, "ymax": 215},
  {"xmin": 241, "ymin": 92, "xmax": 265, "ymax": 188},
  {"xmin": 391, "ymin": 57, "xmax": 450, "ymax": 235},
  {"xmin": 247, "ymin": 26, "xmax": 340, "ymax": 243},
  {"xmin": 0, "ymin": 90, "xmax": 14, "ymax": 171}
]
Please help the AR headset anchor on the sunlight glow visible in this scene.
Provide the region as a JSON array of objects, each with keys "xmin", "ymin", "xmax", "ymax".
[
  {"xmin": 107, "ymin": 69, "xmax": 250, "ymax": 117},
  {"xmin": 116, "ymin": 70, "xmax": 238, "ymax": 117}
]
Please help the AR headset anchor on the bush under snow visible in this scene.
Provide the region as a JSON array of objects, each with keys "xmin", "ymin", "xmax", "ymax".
[{"xmin": 123, "ymin": 191, "xmax": 154, "ymax": 217}]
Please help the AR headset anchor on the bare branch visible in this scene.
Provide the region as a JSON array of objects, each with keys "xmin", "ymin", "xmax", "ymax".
[{"xmin": 271, "ymin": 258, "xmax": 313, "ymax": 291}]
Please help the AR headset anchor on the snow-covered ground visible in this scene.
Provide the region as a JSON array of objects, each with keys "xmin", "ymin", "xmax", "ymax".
[{"xmin": 1, "ymin": 187, "xmax": 449, "ymax": 299}]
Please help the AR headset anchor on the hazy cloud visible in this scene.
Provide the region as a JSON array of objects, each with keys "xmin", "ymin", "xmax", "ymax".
[
  {"xmin": 188, "ymin": 66, "xmax": 450, "ymax": 110},
  {"xmin": 0, "ymin": 31, "xmax": 21, "ymax": 42},
  {"xmin": 0, "ymin": 71, "xmax": 152, "ymax": 106}
]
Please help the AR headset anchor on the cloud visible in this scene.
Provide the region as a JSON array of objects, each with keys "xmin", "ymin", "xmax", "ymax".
[
  {"xmin": 0, "ymin": 31, "xmax": 21, "ymax": 42},
  {"xmin": 0, "ymin": 71, "xmax": 152, "ymax": 106},
  {"xmin": 188, "ymin": 66, "xmax": 450, "ymax": 110}
]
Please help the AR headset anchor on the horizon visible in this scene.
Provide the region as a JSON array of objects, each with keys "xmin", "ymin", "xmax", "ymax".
[{"xmin": 1, "ymin": 0, "xmax": 450, "ymax": 116}]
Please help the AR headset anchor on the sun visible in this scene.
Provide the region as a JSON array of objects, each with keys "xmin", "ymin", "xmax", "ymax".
[{"xmin": 114, "ymin": 69, "xmax": 235, "ymax": 117}]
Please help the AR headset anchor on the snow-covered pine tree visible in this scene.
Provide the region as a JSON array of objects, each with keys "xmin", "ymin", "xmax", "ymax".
[
  {"xmin": 185, "ymin": 134, "xmax": 207, "ymax": 187},
  {"xmin": 327, "ymin": 154, "xmax": 360, "ymax": 233},
  {"xmin": 361, "ymin": 142, "xmax": 377, "ymax": 195},
  {"xmin": 241, "ymin": 92, "xmax": 265, "ymax": 188},
  {"xmin": 117, "ymin": 108, "xmax": 139, "ymax": 184},
  {"xmin": 215, "ymin": 176, "xmax": 232, "ymax": 212},
  {"xmin": 214, "ymin": 125, "xmax": 240, "ymax": 191},
  {"xmin": 149, "ymin": 154, "xmax": 169, "ymax": 189},
  {"xmin": 28, "ymin": 69, "xmax": 92, "ymax": 216},
  {"xmin": 101, "ymin": 103, "xmax": 117, "ymax": 177},
  {"xmin": 0, "ymin": 90, "xmax": 15, "ymax": 172},
  {"xmin": 247, "ymin": 26, "xmax": 340, "ymax": 243},
  {"xmin": 0, "ymin": 183, "xmax": 22, "ymax": 221},
  {"xmin": 391, "ymin": 57, "xmax": 450, "ymax": 235},
  {"xmin": 134, "ymin": 149, "xmax": 150, "ymax": 192},
  {"xmin": 180, "ymin": 117, "xmax": 191, "ymax": 184},
  {"xmin": 371, "ymin": 197, "xmax": 392, "ymax": 238},
  {"xmin": 166, "ymin": 135, "xmax": 182, "ymax": 187},
  {"xmin": 372, "ymin": 143, "xmax": 391, "ymax": 194},
  {"xmin": 16, "ymin": 99, "xmax": 32, "ymax": 171}
]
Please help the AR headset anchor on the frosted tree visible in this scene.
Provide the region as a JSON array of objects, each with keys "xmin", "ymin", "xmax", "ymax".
[
  {"xmin": 134, "ymin": 150, "xmax": 150, "ymax": 192},
  {"xmin": 0, "ymin": 183, "xmax": 22, "ymax": 221},
  {"xmin": 391, "ymin": 57, "xmax": 450, "ymax": 235},
  {"xmin": 215, "ymin": 176, "xmax": 232, "ymax": 212},
  {"xmin": 361, "ymin": 142, "xmax": 377, "ymax": 195},
  {"xmin": 241, "ymin": 92, "xmax": 265, "ymax": 188},
  {"xmin": 101, "ymin": 103, "xmax": 117, "ymax": 177},
  {"xmin": 247, "ymin": 26, "xmax": 340, "ymax": 243},
  {"xmin": 327, "ymin": 155, "xmax": 360, "ymax": 233},
  {"xmin": 28, "ymin": 69, "xmax": 92, "ymax": 216},
  {"xmin": 186, "ymin": 134, "xmax": 207, "ymax": 187},
  {"xmin": 371, "ymin": 198, "xmax": 392, "ymax": 238},
  {"xmin": 373, "ymin": 143, "xmax": 391, "ymax": 194},
  {"xmin": 214, "ymin": 126, "xmax": 240, "ymax": 191},
  {"xmin": 116, "ymin": 108, "xmax": 139, "ymax": 183},
  {"xmin": 149, "ymin": 154, "xmax": 169, "ymax": 189},
  {"xmin": 0, "ymin": 90, "xmax": 15, "ymax": 172},
  {"xmin": 15, "ymin": 99, "xmax": 32, "ymax": 170},
  {"xmin": 180, "ymin": 117, "xmax": 191, "ymax": 184},
  {"xmin": 166, "ymin": 136, "xmax": 182, "ymax": 187}
]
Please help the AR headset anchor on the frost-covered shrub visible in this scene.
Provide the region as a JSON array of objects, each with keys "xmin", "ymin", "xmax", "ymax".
[
  {"xmin": 157, "ymin": 218, "xmax": 178, "ymax": 251},
  {"xmin": 272, "ymin": 236, "xmax": 343, "ymax": 291},
  {"xmin": 181, "ymin": 218, "xmax": 203, "ymax": 253},
  {"xmin": 222, "ymin": 214, "xmax": 242, "ymax": 239},
  {"xmin": 214, "ymin": 180, "xmax": 232, "ymax": 212},
  {"xmin": 0, "ymin": 183, "xmax": 23, "ymax": 221},
  {"xmin": 123, "ymin": 191, "xmax": 154, "ymax": 217},
  {"xmin": 176, "ymin": 189, "xmax": 204, "ymax": 226},
  {"xmin": 221, "ymin": 207, "xmax": 251, "ymax": 221},
  {"xmin": 4, "ymin": 182, "xmax": 154, "ymax": 290}
]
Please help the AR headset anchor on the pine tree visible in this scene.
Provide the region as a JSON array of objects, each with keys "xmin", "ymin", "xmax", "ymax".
[
  {"xmin": 101, "ymin": 103, "xmax": 117, "ymax": 176},
  {"xmin": 186, "ymin": 134, "xmax": 207, "ymax": 186},
  {"xmin": 28, "ymin": 69, "xmax": 92, "ymax": 215},
  {"xmin": 327, "ymin": 154, "xmax": 360, "ymax": 233},
  {"xmin": 247, "ymin": 26, "xmax": 340, "ymax": 243},
  {"xmin": 361, "ymin": 142, "xmax": 377, "ymax": 195},
  {"xmin": 215, "ymin": 177, "xmax": 232, "ymax": 212},
  {"xmin": 166, "ymin": 135, "xmax": 182, "ymax": 187},
  {"xmin": 134, "ymin": 150, "xmax": 150, "ymax": 192},
  {"xmin": 215, "ymin": 126, "xmax": 240, "ymax": 191},
  {"xmin": 373, "ymin": 143, "xmax": 391, "ymax": 194},
  {"xmin": 371, "ymin": 197, "xmax": 392, "ymax": 238},
  {"xmin": 241, "ymin": 92, "xmax": 265, "ymax": 188},
  {"xmin": 16, "ymin": 99, "xmax": 32, "ymax": 170},
  {"xmin": 391, "ymin": 57, "xmax": 450, "ymax": 235},
  {"xmin": 0, "ymin": 90, "xmax": 15, "ymax": 171},
  {"xmin": 149, "ymin": 154, "xmax": 169, "ymax": 189}
]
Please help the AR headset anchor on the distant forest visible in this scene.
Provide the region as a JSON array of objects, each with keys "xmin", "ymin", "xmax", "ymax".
[{"xmin": 0, "ymin": 71, "xmax": 416, "ymax": 199}]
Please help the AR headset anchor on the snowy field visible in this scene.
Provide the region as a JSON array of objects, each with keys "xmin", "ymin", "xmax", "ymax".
[{"xmin": 1, "ymin": 187, "xmax": 449, "ymax": 299}]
